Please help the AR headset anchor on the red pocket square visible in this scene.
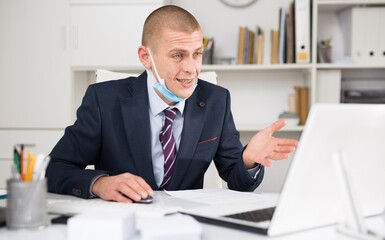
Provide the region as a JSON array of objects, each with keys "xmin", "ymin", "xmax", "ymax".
[{"xmin": 197, "ymin": 137, "xmax": 218, "ymax": 145}]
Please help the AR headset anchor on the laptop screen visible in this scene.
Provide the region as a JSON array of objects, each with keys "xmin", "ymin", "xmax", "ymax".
[{"xmin": 269, "ymin": 103, "xmax": 385, "ymax": 236}]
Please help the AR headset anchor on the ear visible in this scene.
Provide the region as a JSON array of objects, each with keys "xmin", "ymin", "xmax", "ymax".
[{"xmin": 138, "ymin": 46, "xmax": 151, "ymax": 69}]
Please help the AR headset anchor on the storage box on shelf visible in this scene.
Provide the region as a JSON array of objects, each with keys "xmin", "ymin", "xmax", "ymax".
[{"xmin": 314, "ymin": 0, "xmax": 385, "ymax": 108}]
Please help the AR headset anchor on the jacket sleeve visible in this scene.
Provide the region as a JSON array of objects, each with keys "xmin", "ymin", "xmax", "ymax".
[
  {"xmin": 214, "ymin": 89, "xmax": 264, "ymax": 191},
  {"xmin": 46, "ymin": 85, "xmax": 109, "ymax": 199}
]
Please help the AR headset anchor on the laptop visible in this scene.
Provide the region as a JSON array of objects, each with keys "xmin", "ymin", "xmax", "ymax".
[{"xmin": 182, "ymin": 104, "xmax": 385, "ymax": 236}]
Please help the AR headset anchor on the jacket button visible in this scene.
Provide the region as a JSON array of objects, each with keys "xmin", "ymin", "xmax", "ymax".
[
  {"xmin": 72, "ymin": 188, "xmax": 82, "ymax": 196},
  {"xmin": 199, "ymin": 102, "xmax": 205, "ymax": 107}
]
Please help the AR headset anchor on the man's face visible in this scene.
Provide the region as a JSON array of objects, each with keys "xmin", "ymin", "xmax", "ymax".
[{"xmin": 150, "ymin": 28, "xmax": 204, "ymax": 103}]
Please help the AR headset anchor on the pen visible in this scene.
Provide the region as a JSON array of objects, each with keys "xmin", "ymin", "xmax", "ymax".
[
  {"xmin": 38, "ymin": 156, "xmax": 51, "ymax": 180},
  {"xmin": 26, "ymin": 152, "xmax": 32, "ymax": 181},
  {"xmin": 13, "ymin": 147, "xmax": 21, "ymax": 177},
  {"xmin": 29, "ymin": 155, "xmax": 37, "ymax": 181},
  {"xmin": 32, "ymin": 154, "xmax": 50, "ymax": 180},
  {"xmin": 20, "ymin": 144, "xmax": 24, "ymax": 181}
]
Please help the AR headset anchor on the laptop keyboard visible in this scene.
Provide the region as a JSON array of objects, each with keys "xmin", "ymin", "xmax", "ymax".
[{"xmin": 224, "ymin": 207, "xmax": 276, "ymax": 223}]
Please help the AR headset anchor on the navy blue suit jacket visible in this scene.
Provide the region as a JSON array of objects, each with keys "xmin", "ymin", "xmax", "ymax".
[{"xmin": 46, "ymin": 72, "xmax": 264, "ymax": 198}]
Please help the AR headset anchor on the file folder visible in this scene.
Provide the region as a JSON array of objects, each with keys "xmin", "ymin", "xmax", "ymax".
[
  {"xmin": 381, "ymin": 8, "xmax": 385, "ymax": 64},
  {"xmin": 294, "ymin": 0, "xmax": 310, "ymax": 63},
  {"xmin": 279, "ymin": 7, "xmax": 286, "ymax": 64},
  {"xmin": 340, "ymin": 7, "xmax": 384, "ymax": 64},
  {"xmin": 352, "ymin": 7, "xmax": 380, "ymax": 64}
]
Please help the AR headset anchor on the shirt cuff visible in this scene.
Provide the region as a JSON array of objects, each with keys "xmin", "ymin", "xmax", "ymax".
[
  {"xmin": 247, "ymin": 164, "xmax": 262, "ymax": 179},
  {"xmin": 88, "ymin": 174, "xmax": 109, "ymax": 198}
]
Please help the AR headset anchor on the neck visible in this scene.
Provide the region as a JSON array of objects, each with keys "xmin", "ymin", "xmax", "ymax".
[{"xmin": 154, "ymin": 88, "xmax": 177, "ymax": 106}]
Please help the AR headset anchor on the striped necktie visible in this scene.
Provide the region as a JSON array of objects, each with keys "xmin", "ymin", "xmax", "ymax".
[{"xmin": 159, "ymin": 108, "xmax": 178, "ymax": 189}]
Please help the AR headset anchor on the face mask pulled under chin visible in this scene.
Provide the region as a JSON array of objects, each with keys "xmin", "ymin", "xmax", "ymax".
[
  {"xmin": 147, "ymin": 48, "xmax": 197, "ymax": 103},
  {"xmin": 146, "ymin": 69, "xmax": 185, "ymax": 103}
]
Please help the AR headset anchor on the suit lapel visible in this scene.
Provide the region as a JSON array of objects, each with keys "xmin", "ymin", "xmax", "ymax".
[
  {"xmin": 167, "ymin": 86, "xmax": 207, "ymax": 189},
  {"xmin": 120, "ymin": 72, "xmax": 157, "ymax": 189}
]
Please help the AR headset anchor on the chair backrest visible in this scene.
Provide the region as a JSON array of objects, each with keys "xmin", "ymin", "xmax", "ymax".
[
  {"xmin": 95, "ymin": 69, "xmax": 217, "ymax": 84},
  {"xmin": 95, "ymin": 69, "xmax": 139, "ymax": 82},
  {"xmin": 94, "ymin": 69, "xmax": 224, "ymax": 189}
]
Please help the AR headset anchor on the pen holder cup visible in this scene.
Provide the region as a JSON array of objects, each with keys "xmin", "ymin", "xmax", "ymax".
[
  {"xmin": 317, "ymin": 45, "xmax": 332, "ymax": 63},
  {"xmin": 6, "ymin": 179, "xmax": 48, "ymax": 229}
]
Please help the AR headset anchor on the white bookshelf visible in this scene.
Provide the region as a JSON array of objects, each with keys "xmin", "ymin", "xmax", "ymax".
[
  {"xmin": 316, "ymin": 63, "xmax": 385, "ymax": 69},
  {"xmin": 202, "ymin": 64, "xmax": 312, "ymax": 71},
  {"xmin": 72, "ymin": 0, "xmax": 385, "ymax": 133},
  {"xmin": 72, "ymin": 63, "xmax": 312, "ymax": 71}
]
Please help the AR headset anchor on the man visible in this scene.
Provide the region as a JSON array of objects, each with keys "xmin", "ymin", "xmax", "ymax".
[{"xmin": 46, "ymin": 5, "xmax": 298, "ymax": 203}]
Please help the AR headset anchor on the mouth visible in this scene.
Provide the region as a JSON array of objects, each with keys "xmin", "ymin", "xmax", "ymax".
[{"xmin": 176, "ymin": 78, "xmax": 194, "ymax": 84}]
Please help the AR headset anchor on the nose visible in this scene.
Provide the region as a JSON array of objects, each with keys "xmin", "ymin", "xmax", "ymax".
[{"xmin": 181, "ymin": 55, "xmax": 198, "ymax": 74}]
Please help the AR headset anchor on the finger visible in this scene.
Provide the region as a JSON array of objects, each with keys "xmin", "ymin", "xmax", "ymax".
[
  {"xmin": 260, "ymin": 158, "xmax": 273, "ymax": 167},
  {"xmin": 276, "ymin": 138, "xmax": 299, "ymax": 147},
  {"xmin": 268, "ymin": 152, "xmax": 290, "ymax": 160},
  {"xmin": 274, "ymin": 146, "xmax": 296, "ymax": 153},
  {"xmin": 118, "ymin": 182, "xmax": 142, "ymax": 202},
  {"xmin": 266, "ymin": 119, "xmax": 287, "ymax": 134},
  {"xmin": 113, "ymin": 192, "xmax": 133, "ymax": 203},
  {"xmin": 127, "ymin": 178, "xmax": 150, "ymax": 199},
  {"xmin": 136, "ymin": 177, "xmax": 154, "ymax": 197},
  {"xmin": 121, "ymin": 173, "xmax": 151, "ymax": 198}
]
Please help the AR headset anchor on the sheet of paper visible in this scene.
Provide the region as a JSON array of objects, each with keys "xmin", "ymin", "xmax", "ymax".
[{"xmin": 164, "ymin": 189, "xmax": 277, "ymax": 206}]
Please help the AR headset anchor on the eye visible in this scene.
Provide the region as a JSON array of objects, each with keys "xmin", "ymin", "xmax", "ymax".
[
  {"xmin": 173, "ymin": 54, "xmax": 181, "ymax": 59},
  {"xmin": 194, "ymin": 52, "xmax": 203, "ymax": 57}
]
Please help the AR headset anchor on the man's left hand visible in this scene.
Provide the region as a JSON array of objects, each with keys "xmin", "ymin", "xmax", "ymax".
[{"xmin": 242, "ymin": 119, "xmax": 299, "ymax": 169}]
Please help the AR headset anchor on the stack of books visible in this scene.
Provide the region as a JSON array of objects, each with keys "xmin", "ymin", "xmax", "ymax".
[
  {"xmin": 237, "ymin": 0, "xmax": 311, "ymax": 65},
  {"xmin": 237, "ymin": 27, "xmax": 264, "ymax": 64}
]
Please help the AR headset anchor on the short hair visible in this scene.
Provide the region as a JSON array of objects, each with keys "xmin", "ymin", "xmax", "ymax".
[{"xmin": 142, "ymin": 5, "xmax": 201, "ymax": 47}]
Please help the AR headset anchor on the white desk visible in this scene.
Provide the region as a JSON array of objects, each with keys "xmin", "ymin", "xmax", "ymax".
[{"xmin": 1, "ymin": 191, "xmax": 384, "ymax": 240}]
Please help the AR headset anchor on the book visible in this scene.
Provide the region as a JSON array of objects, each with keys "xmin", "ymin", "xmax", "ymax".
[
  {"xmin": 294, "ymin": 86, "xmax": 300, "ymax": 114},
  {"xmin": 299, "ymin": 87, "xmax": 309, "ymax": 125},
  {"xmin": 247, "ymin": 30, "xmax": 255, "ymax": 64},
  {"xmin": 285, "ymin": 2, "xmax": 295, "ymax": 63},
  {"xmin": 256, "ymin": 27, "xmax": 264, "ymax": 65},
  {"xmin": 244, "ymin": 28, "xmax": 249, "ymax": 64},
  {"xmin": 278, "ymin": 7, "xmax": 286, "ymax": 64},
  {"xmin": 294, "ymin": 86, "xmax": 309, "ymax": 125},
  {"xmin": 289, "ymin": 94, "xmax": 297, "ymax": 113},
  {"xmin": 237, "ymin": 27, "xmax": 247, "ymax": 64},
  {"xmin": 271, "ymin": 30, "xmax": 279, "ymax": 64}
]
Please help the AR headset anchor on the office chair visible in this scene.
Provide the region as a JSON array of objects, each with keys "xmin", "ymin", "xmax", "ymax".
[{"xmin": 94, "ymin": 69, "xmax": 225, "ymax": 189}]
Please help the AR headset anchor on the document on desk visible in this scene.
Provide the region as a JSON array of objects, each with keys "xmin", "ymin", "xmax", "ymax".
[
  {"xmin": 164, "ymin": 189, "xmax": 278, "ymax": 206},
  {"xmin": 0, "ymin": 190, "xmax": 6, "ymax": 199},
  {"xmin": 0, "ymin": 190, "xmax": 6, "ymax": 203}
]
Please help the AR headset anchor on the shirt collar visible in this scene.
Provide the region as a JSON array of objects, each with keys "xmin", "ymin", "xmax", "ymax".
[{"xmin": 146, "ymin": 69, "xmax": 185, "ymax": 117}]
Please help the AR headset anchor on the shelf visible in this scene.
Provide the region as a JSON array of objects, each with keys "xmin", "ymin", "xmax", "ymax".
[
  {"xmin": 316, "ymin": 63, "xmax": 385, "ymax": 69},
  {"xmin": 202, "ymin": 64, "xmax": 312, "ymax": 71},
  {"xmin": 72, "ymin": 63, "xmax": 385, "ymax": 72},
  {"xmin": 72, "ymin": 65, "xmax": 145, "ymax": 72},
  {"xmin": 236, "ymin": 124, "xmax": 304, "ymax": 132},
  {"xmin": 72, "ymin": 64, "xmax": 313, "ymax": 72},
  {"xmin": 70, "ymin": 0, "xmax": 163, "ymax": 5},
  {"xmin": 317, "ymin": 0, "xmax": 385, "ymax": 12}
]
